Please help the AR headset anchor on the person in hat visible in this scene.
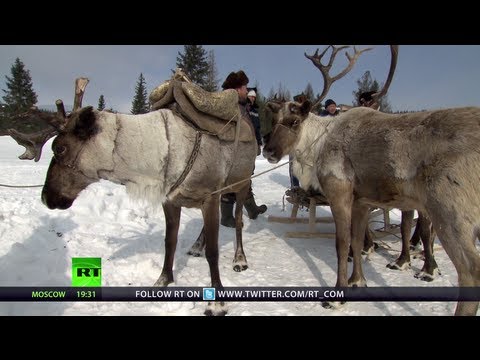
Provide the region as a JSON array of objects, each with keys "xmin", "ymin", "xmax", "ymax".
[
  {"xmin": 219, "ymin": 71, "xmax": 267, "ymax": 227},
  {"xmin": 359, "ymin": 91, "xmax": 377, "ymax": 108},
  {"xmin": 246, "ymin": 87, "xmax": 262, "ymax": 156},
  {"xmin": 320, "ymin": 98, "xmax": 339, "ymax": 117}
]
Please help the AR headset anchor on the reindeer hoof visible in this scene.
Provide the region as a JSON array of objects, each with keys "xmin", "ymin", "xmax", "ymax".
[
  {"xmin": 233, "ymin": 264, "xmax": 248, "ymax": 272},
  {"xmin": 386, "ymin": 261, "xmax": 410, "ymax": 271},
  {"xmin": 204, "ymin": 309, "xmax": 227, "ymax": 316},
  {"xmin": 187, "ymin": 248, "xmax": 203, "ymax": 257},
  {"xmin": 322, "ymin": 301, "xmax": 346, "ymax": 309},
  {"xmin": 362, "ymin": 245, "xmax": 376, "ymax": 256},
  {"xmin": 233, "ymin": 257, "xmax": 248, "ymax": 272},
  {"xmin": 154, "ymin": 274, "xmax": 174, "ymax": 286},
  {"xmin": 414, "ymin": 268, "xmax": 440, "ymax": 282},
  {"xmin": 348, "ymin": 279, "xmax": 367, "ymax": 287},
  {"xmin": 410, "ymin": 243, "xmax": 421, "ymax": 251},
  {"xmin": 204, "ymin": 302, "xmax": 227, "ymax": 316}
]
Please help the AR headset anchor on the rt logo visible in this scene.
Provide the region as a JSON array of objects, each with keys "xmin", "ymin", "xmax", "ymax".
[{"xmin": 72, "ymin": 258, "xmax": 101, "ymax": 287}]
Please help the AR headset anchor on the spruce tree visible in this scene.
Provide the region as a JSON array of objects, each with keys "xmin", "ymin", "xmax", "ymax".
[
  {"xmin": 131, "ymin": 73, "xmax": 149, "ymax": 114},
  {"xmin": 2, "ymin": 57, "xmax": 38, "ymax": 115},
  {"xmin": 255, "ymin": 88, "xmax": 272, "ymax": 137},
  {"xmin": 352, "ymin": 70, "xmax": 392, "ymax": 112},
  {"xmin": 277, "ymin": 83, "xmax": 291, "ymax": 101},
  {"xmin": 304, "ymin": 83, "xmax": 315, "ymax": 102},
  {"xmin": 204, "ymin": 50, "xmax": 219, "ymax": 92},
  {"xmin": 97, "ymin": 95, "xmax": 106, "ymax": 111},
  {"xmin": 176, "ymin": 45, "xmax": 209, "ymax": 88},
  {"xmin": 267, "ymin": 87, "xmax": 276, "ymax": 100}
]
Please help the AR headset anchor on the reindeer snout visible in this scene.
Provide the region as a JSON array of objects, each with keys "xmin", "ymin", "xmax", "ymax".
[
  {"xmin": 41, "ymin": 188, "xmax": 48, "ymax": 207},
  {"xmin": 41, "ymin": 186, "xmax": 74, "ymax": 210},
  {"xmin": 262, "ymin": 147, "xmax": 279, "ymax": 163}
]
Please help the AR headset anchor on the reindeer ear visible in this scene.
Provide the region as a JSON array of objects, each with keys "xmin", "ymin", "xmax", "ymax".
[
  {"xmin": 289, "ymin": 101, "xmax": 311, "ymax": 116},
  {"xmin": 300, "ymin": 100, "xmax": 312, "ymax": 115},
  {"xmin": 267, "ymin": 102, "xmax": 282, "ymax": 113},
  {"xmin": 73, "ymin": 106, "xmax": 98, "ymax": 141}
]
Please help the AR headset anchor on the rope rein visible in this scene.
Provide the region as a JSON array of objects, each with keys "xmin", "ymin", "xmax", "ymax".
[
  {"xmin": 0, "ymin": 183, "xmax": 43, "ymax": 188},
  {"xmin": 209, "ymin": 159, "xmax": 292, "ymax": 197}
]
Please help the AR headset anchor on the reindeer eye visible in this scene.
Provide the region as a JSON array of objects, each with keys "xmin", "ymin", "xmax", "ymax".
[{"xmin": 54, "ymin": 145, "xmax": 67, "ymax": 156}]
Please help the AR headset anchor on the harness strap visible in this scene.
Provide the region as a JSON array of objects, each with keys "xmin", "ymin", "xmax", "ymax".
[{"xmin": 167, "ymin": 131, "xmax": 203, "ymax": 195}]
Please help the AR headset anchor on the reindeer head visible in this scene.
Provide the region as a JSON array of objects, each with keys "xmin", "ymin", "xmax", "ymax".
[
  {"xmin": 35, "ymin": 77, "xmax": 104, "ymax": 210},
  {"xmin": 41, "ymin": 105, "xmax": 101, "ymax": 210},
  {"xmin": 262, "ymin": 99, "xmax": 312, "ymax": 163},
  {"xmin": 262, "ymin": 45, "xmax": 398, "ymax": 166}
]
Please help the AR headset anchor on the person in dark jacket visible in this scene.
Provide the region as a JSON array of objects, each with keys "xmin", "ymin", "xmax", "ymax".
[
  {"xmin": 320, "ymin": 98, "xmax": 339, "ymax": 117},
  {"xmin": 219, "ymin": 71, "xmax": 267, "ymax": 227},
  {"xmin": 246, "ymin": 87, "xmax": 262, "ymax": 155}
]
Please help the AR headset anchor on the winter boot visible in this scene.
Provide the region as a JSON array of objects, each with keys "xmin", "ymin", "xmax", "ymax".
[
  {"xmin": 220, "ymin": 202, "xmax": 236, "ymax": 228},
  {"xmin": 244, "ymin": 195, "xmax": 267, "ymax": 220}
]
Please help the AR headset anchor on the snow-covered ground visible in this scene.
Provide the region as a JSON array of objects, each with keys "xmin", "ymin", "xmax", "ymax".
[{"xmin": 0, "ymin": 136, "xmax": 473, "ymax": 316}]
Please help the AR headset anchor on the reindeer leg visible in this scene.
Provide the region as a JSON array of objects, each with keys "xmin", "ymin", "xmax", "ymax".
[
  {"xmin": 427, "ymin": 203, "xmax": 480, "ymax": 316},
  {"xmin": 321, "ymin": 178, "xmax": 353, "ymax": 309},
  {"xmin": 387, "ymin": 210, "xmax": 414, "ymax": 271},
  {"xmin": 410, "ymin": 219, "xmax": 422, "ymax": 250},
  {"xmin": 202, "ymin": 194, "xmax": 227, "ymax": 316},
  {"xmin": 233, "ymin": 185, "xmax": 249, "ymax": 272},
  {"xmin": 362, "ymin": 224, "xmax": 375, "ymax": 255},
  {"xmin": 348, "ymin": 216, "xmax": 375, "ymax": 262},
  {"xmin": 414, "ymin": 212, "xmax": 439, "ymax": 281},
  {"xmin": 154, "ymin": 202, "xmax": 181, "ymax": 286},
  {"xmin": 348, "ymin": 202, "xmax": 369, "ymax": 287},
  {"xmin": 187, "ymin": 227, "xmax": 206, "ymax": 257}
]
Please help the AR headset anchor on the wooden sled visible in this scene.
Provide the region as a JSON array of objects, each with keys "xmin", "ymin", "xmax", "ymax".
[{"xmin": 268, "ymin": 188, "xmax": 414, "ymax": 239}]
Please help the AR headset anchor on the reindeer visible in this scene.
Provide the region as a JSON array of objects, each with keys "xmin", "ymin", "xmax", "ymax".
[
  {"xmin": 298, "ymin": 45, "xmax": 437, "ymax": 279},
  {"xmin": 263, "ymin": 48, "xmax": 480, "ymax": 315},
  {"xmin": 27, "ymin": 77, "xmax": 257, "ymax": 316}
]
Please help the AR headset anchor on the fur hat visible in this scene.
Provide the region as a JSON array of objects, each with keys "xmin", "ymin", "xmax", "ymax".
[
  {"xmin": 359, "ymin": 91, "xmax": 375, "ymax": 105},
  {"xmin": 324, "ymin": 99, "xmax": 336, "ymax": 107},
  {"xmin": 222, "ymin": 70, "xmax": 249, "ymax": 90}
]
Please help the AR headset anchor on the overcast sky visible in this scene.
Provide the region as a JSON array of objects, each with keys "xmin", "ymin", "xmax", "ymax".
[{"xmin": 1, "ymin": 45, "xmax": 479, "ymax": 113}]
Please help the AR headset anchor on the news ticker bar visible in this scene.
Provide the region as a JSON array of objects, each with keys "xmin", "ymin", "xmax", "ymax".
[{"xmin": 0, "ymin": 287, "xmax": 479, "ymax": 302}]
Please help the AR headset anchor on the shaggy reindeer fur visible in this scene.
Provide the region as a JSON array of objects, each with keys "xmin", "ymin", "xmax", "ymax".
[
  {"xmin": 263, "ymin": 101, "xmax": 480, "ymax": 316},
  {"xmin": 42, "ymin": 107, "xmax": 255, "ymax": 208},
  {"xmin": 42, "ymin": 106, "xmax": 257, "ymax": 315}
]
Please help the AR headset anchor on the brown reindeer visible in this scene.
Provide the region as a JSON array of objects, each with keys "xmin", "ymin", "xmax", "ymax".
[
  {"xmin": 274, "ymin": 46, "xmax": 438, "ymax": 279},
  {"xmin": 263, "ymin": 96, "xmax": 480, "ymax": 315},
  {"xmin": 33, "ymin": 77, "xmax": 257, "ymax": 316}
]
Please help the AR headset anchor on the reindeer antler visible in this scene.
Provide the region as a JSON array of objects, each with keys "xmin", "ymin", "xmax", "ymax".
[
  {"xmin": 73, "ymin": 77, "xmax": 89, "ymax": 111},
  {"xmin": 369, "ymin": 45, "xmax": 399, "ymax": 109},
  {"xmin": 6, "ymin": 108, "xmax": 61, "ymax": 162},
  {"xmin": 8, "ymin": 77, "xmax": 90, "ymax": 162},
  {"xmin": 305, "ymin": 45, "xmax": 373, "ymax": 110}
]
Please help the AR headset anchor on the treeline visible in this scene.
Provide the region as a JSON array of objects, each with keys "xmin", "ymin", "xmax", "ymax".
[{"xmin": 0, "ymin": 45, "xmax": 398, "ymax": 133}]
